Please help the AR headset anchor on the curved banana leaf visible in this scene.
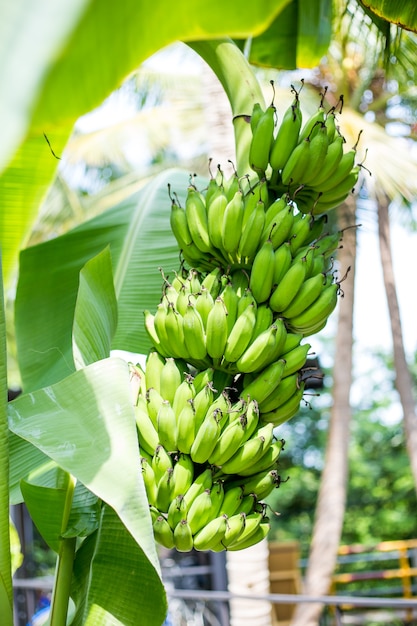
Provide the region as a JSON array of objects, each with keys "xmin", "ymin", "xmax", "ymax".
[
  {"xmin": 71, "ymin": 506, "xmax": 167, "ymax": 626},
  {"xmin": 0, "ymin": 0, "xmax": 286, "ymax": 287},
  {"xmin": 15, "ymin": 168, "xmax": 193, "ymax": 393},
  {"xmin": 360, "ymin": 0, "xmax": 417, "ymax": 32},
  {"xmin": 0, "ymin": 259, "xmax": 13, "ymax": 624},
  {"xmin": 240, "ymin": 0, "xmax": 333, "ymax": 69},
  {"xmin": 8, "ymin": 357, "xmax": 160, "ymax": 574},
  {"xmin": 72, "ymin": 247, "xmax": 118, "ymax": 370}
]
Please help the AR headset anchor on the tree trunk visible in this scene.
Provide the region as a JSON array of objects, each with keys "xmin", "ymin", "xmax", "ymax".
[
  {"xmin": 377, "ymin": 194, "xmax": 417, "ymax": 490},
  {"xmin": 290, "ymin": 197, "xmax": 357, "ymax": 626}
]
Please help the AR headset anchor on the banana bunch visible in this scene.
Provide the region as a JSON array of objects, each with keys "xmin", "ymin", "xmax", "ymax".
[
  {"xmin": 134, "ymin": 83, "xmax": 359, "ymax": 554},
  {"xmin": 132, "ymin": 358, "xmax": 285, "ymax": 552},
  {"xmin": 247, "ymin": 87, "xmax": 360, "ymax": 214}
]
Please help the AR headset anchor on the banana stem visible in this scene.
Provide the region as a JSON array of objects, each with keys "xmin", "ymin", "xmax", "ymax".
[
  {"xmin": 49, "ymin": 474, "xmax": 77, "ymax": 626},
  {"xmin": 186, "ymin": 39, "xmax": 265, "ymax": 176}
]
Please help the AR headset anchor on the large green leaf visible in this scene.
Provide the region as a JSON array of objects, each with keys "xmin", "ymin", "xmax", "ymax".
[
  {"xmin": 71, "ymin": 507, "xmax": 166, "ymax": 626},
  {"xmin": 0, "ymin": 1, "xmax": 287, "ymax": 288},
  {"xmin": 15, "ymin": 168, "xmax": 192, "ymax": 393},
  {"xmin": 7, "ymin": 357, "xmax": 160, "ymax": 576},
  {"xmin": 72, "ymin": 247, "xmax": 118, "ymax": 369},
  {"xmin": 245, "ymin": 0, "xmax": 333, "ymax": 69},
  {"xmin": 360, "ymin": 0, "xmax": 417, "ymax": 33},
  {"xmin": 0, "ymin": 258, "xmax": 13, "ymax": 625}
]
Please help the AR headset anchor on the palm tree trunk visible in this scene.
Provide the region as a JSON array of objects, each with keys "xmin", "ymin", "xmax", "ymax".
[
  {"xmin": 377, "ymin": 194, "xmax": 417, "ymax": 490},
  {"xmin": 290, "ymin": 197, "xmax": 357, "ymax": 626}
]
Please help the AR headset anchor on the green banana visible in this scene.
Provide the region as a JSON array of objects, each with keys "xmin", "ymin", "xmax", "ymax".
[
  {"xmin": 141, "ymin": 457, "xmax": 158, "ymax": 507},
  {"xmin": 261, "ymin": 382, "xmax": 305, "ymax": 426},
  {"xmin": 269, "ymin": 256, "xmax": 308, "ymax": 313},
  {"xmin": 167, "ymin": 494, "xmax": 188, "ymax": 530},
  {"xmin": 205, "ymin": 297, "xmax": 228, "ymax": 360},
  {"xmin": 195, "ymin": 287, "xmax": 215, "ymax": 330},
  {"xmin": 193, "ymin": 514, "xmax": 229, "ymax": 551},
  {"xmin": 236, "ymin": 324, "xmax": 280, "ymax": 374},
  {"xmin": 207, "ymin": 187, "xmax": 228, "ymax": 250},
  {"xmin": 183, "ymin": 302, "xmax": 208, "ymax": 362},
  {"xmin": 224, "ymin": 302, "xmax": 257, "ymax": 363},
  {"xmin": 184, "ymin": 468, "xmax": 214, "ymax": 506},
  {"xmin": 218, "ymin": 485, "xmax": 245, "ymax": 517},
  {"xmin": 288, "ymin": 282, "xmax": 339, "ymax": 333},
  {"xmin": 298, "ymin": 104, "xmax": 326, "ymax": 143},
  {"xmin": 252, "ymin": 303, "xmax": 274, "ymax": 340},
  {"xmin": 249, "ymin": 239, "xmax": 275, "ymax": 304},
  {"xmin": 145, "ymin": 350, "xmax": 165, "ymax": 395},
  {"xmin": 219, "ymin": 280, "xmax": 239, "ymax": 334},
  {"xmin": 226, "ymin": 511, "xmax": 264, "ymax": 547},
  {"xmin": 155, "ymin": 467, "xmax": 175, "ymax": 513},
  {"xmin": 238, "ymin": 200, "xmax": 266, "ymax": 262},
  {"xmin": 164, "ymin": 303, "xmax": 186, "ymax": 359},
  {"xmin": 273, "ymin": 241, "xmax": 293, "ymax": 285},
  {"xmin": 190, "ymin": 411, "xmax": 222, "ymax": 464},
  {"xmin": 160, "ymin": 357, "xmax": 182, "ymax": 405},
  {"xmin": 153, "ymin": 515, "xmax": 175, "ymax": 549},
  {"xmin": 175, "ymin": 401, "xmax": 196, "ymax": 455},
  {"xmin": 172, "ymin": 377, "xmax": 195, "ymax": 416},
  {"xmin": 310, "ymin": 147, "xmax": 356, "ymax": 193},
  {"xmin": 249, "ymin": 103, "xmax": 275, "ymax": 173},
  {"xmin": 281, "ymin": 137, "xmax": 311, "ymax": 186},
  {"xmin": 173, "ymin": 519, "xmax": 194, "ymax": 552},
  {"xmin": 201, "ymin": 267, "xmax": 223, "ymax": 299},
  {"xmin": 269, "ymin": 92, "xmax": 303, "ymax": 171},
  {"xmin": 185, "ymin": 185, "xmax": 211, "ymax": 253},
  {"xmin": 171, "ymin": 453, "xmax": 194, "ymax": 499},
  {"xmin": 135, "ymin": 403, "xmax": 160, "ymax": 456},
  {"xmin": 227, "ymin": 519, "xmax": 270, "ymax": 551},
  {"xmin": 281, "ymin": 342, "xmax": 311, "ymax": 377},
  {"xmin": 289, "ymin": 213, "xmax": 315, "ymax": 255},
  {"xmin": 238, "ymin": 468, "xmax": 282, "ymax": 499},
  {"xmin": 219, "ymin": 434, "xmax": 267, "ymax": 475},
  {"xmin": 237, "ymin": 437, "xmax": 284, "ymax": 477},
  {"xmin": 221, "ymin": 189, "xmax": 245, "ymax": 257},
  {"xmin": 239, "ymin": 358, "xmax": 286, "ymax": 405},
  {"xmin": 152, "ymin": 444, "xmax": 173, "ymax": 484},
  {"xmin": 220, "ymin": 512, "xmax": 247, "ymax": 548},
  {"xmin": 144, "ymin": 309, "xmax": 169, "ymax": 358},
  {"xmin": 258, "ymin": 372, "xmax": 301, "ymax": 413},
  {"xmin": 157, "ymin": 400, "xmax": 177, "ymax": 452},
  {"xmin": 236, "ymin": 288, "xmax": 257, "ymax": 318},
  {"xmin": 262, "ymin": 198, "xmax": 294, "ymax": 249},
  {"xmin": 193, "ymin": 382, "xmax": 215, "ymax": 429},
  {"xmin": 146, "ymin": 386, "xmax": 164, "ymax": 428},
  {"xmin": 208, "ymin": 414, "xmax": 253, "ymax": 467},
  {"xmin": 302, "ymin": 122, "xmax": 330, "ymax": 186},
  {"xmin": 250, "ymin": 102, "xmax": 264, "ymax": 133},
  {"xmin": 170, "ymin": 200, "xmax": 193, "ymax": 248},
  {"xmin": 281, "ymin": 272, "xmax": 326, "ymax": 319},
  {"xmin": 187, "ymin": 488, "xmax": 218, "ymax": 535},
  {"xmin": 311, "ymin": 133, "xmax": 344, "ymax": 188}
]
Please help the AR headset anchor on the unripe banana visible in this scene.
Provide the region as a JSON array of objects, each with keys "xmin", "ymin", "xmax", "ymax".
[
  {"xmin": 193, "ymin": 514, "xmax": 229, "ymax": 551},
  {"xmin": 287, "ymin": 282, "xmax": 339, "ymax": 334},
  {"xmin": 220, "ymin": 512, "xmax": 247, "ymax": 548},
  {"xmin": 236, "ymin": 288, "xmax": 257, "ymax": 318},
  {"xmin": 237, "ymin": 437, "xmax": 284, "ymax": 477},
  {"xmin": 262, "ymin": 198, "xmax": 294, "ymax": 249},
  {"xmin": 182, "ymin": 301, "xmax": 208, "ymax": 362},
  {"xmin": 313, "ymin": 231, "xmax": 342, "ymax": 258},
  {"xmin": 221, "ymin": 190, "xmax": 245, "ymax": 258},
  {"xmin": 176, "ymin": 400, "xmax": 195, "ymax": 455},
  {"xmin": 249, "ymin": 239, "xmax": 275, "ymax": 304},
  {"xmin": 302, "ymin": 122, "xmax": 330, "ymax": 185},
  {"xmin": 242, "ymin": 178, "xmax": 269, "ymax": 228},
  {"xmin": 190, "ymin": 411, "xmax": 222, "ymax": 464},
  {"xmin": 258, "ymin": 372, "xmax": 300, "ymax": 413},
  {"xmin": 239, "ymin": 358, "xmax": 286, "ymax": 405},
  {"xmin": 252, "ymin": 303, "xmax": 274, "ymax": 340},
  {"xmin": 219, "ymin": 280, "xmax": 239, "ymax": 334},
  {"xmin": 311, "ymin": 133, "xmax": 344, "ymax": 188},
  {"xmin": 218, "ymin": 485, "xmax": 245, "ymax": 517},
  {"xmin": 281, "ymin": 137, "xmax": 311, "ymax": 186},
  {"xmin": 272, "ymin": 241, "xmax": 293, "ymax": 286},
  {"xmin": 152, "ymin": 444, "xmax": 173, "ymax": 484},
  {"xmin": 238, "ymin": 468, "xmax": 282, "ymax": 499},
  {"xmin": 281, "ymin": 272, "xmax": 326, "ymax": 319},
  {"xmin": 172, "ymin": 376, "xmax": 195, "ymax": 415},
  {"xmin": 141, "ymin": 457, "xmax": 158, "ymax": 507},
  {"xmin": 312, "ymin": 169, "xmax": 359, "ymax": 212},
  {"xmin": 310, "ymin": 148, "xmax": 356, "ymax": 193},
  {"xmin": 146, "ymin": 387, "xmax": 165, "ymax": 428},
  {"xmin": 261, "ymin": 381, "xmax": 305, "ymax": 426},
  {"xmin": 194, "ymin": 287, "xmax": 214, "ymax": 331},
  {"xmin": 205, "ymin": 297, "xmax": 228, "ymax": 360},
  {"xmin": 298, "ymin": 105, "xmax": 326, "ymax": 143},
  {"xmin": 185, "ymin": 185, "xmax": 211, "ymax": 253},
  {"xmin": 145, "ymin": 350, "xmax": 166, "ymax": 395},
  {"xmin": 208, "ymin": 414, "xmax": 253, "ymax": 467},
  {"xmin": 226, "ymin": 511, "xmax": 264, "ymax": 547},
  {"xmin": 289, "ymin": 213, "xmax": 315, "ymax": 255},
  {"xmin": 155, "ymin": 467, "xmax": 175, "ymax": 513},
  {"xmin": 159, "ymin": 357, "xmax": 182, "ymax": 405},
  {"xmin": 201, "ymin": 267, "xmax": 223, "ymax": 299},
  {"xmin": 227, "ymin": 519, "xmax": 270, "ymax": 551},
  {"xmin": 224, "ymin": 302, "xmax": 257, "ymax": 363},
  {"xmin": 250, "ymin": 102, "xmax": 264, "ymax": 133},
  {"xmin": 170, "ymin": 201, "xmax": 193, "ymax": 248},
  {"xmin": 171, "ymin": 453, "xmax": 194, "ymax": 499},
  {"xmin": 269, "ymin": 94, "xmax": 303, "ymax": 171},
  {"xmin": 157, "ymin": 400, "xmax": 177, "ymax": 452},
  {"xmin": 174, "ymin": 519, "xmax": 194, "ymax": 552},
  {"xmin": 249, "ymin": 104, "xmax": 275, "ymax": 173},
  {"xmin": 219, "ymin": 434, "xmax": 267, "ymax": 475},
  {"xmin": 281, "ymin": 342, "xmax": 311, "ymax": 377},
  {"xmin": 207, "ymin": 188, "xmax": 228, "ymax": 250},
  {"xmin": 193, "ymin": 382, "xmax": 215, "ymax": 429},
  {"xmin": 167, "ymin": 494, "xmax": 188, "ymax": 530},
  {"xmin": 238, "ymin": 200, "xmax": 266, "ymax": 262},
  {"xmin": 269, "ymin": 256, "xmax": 308, "ymax": 313},
  {"xmin": 153, "ymin": 515, "xmax": 175, "ymax": 549},
  {"xmin": 135, "ymin": 403, "xmax": 160, "ymax": 456},
  {"xmin": 144, "ymin": 309, "xmax": 169, "ymax": 358},
  {"xmin": 164, "ymin": 303, "xmax": 186, "ymax": 359},
  {"xmin": 187, "ymin": 488, "xmax": 217, "ymax": 535},
  {"xmin": 236, "ymin": 324, "xmax": 279, "ymax": 374}
]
